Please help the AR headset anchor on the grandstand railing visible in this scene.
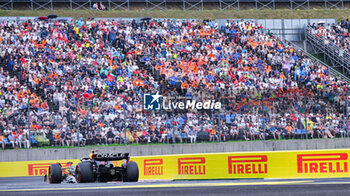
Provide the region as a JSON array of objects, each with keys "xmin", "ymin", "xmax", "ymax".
[
  {"xmin": 305, "ymin": 30, "xmax": 350, "ymax": 78},
  {"xmin": 290, "ymin": 39, "xmax": 350, "ymax": 84},
  {"xmin": 0, "ymin": 0, "xmax": 348, "ymax": 10}
]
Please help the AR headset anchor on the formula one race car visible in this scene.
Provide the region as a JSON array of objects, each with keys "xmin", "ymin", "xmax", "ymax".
[{"xmin": 47, "ymin": 151, "xmax": 139, "ymax": 183}]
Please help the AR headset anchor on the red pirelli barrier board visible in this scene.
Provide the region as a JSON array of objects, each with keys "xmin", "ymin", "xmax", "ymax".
[{"xmin": 1, "ymin": 149, "xmax": 350, "ymax": 179}]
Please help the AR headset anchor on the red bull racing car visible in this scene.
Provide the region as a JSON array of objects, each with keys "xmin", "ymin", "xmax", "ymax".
[{"xmin": 47, "ymin": 151, "xmax": 139, "ymax": 183}]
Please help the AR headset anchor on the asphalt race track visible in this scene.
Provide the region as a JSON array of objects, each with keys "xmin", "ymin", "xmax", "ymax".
[{"xmin": 1, "ymin": 177, "xmax": 350, "ymax": 196}]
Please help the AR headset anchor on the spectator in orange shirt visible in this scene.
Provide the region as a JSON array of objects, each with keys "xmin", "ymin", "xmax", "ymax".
[
  {"xmin": 0, "ymin": 133, "xmax": 5, "ymax": 149},
  {"xmin": 284, "ymin": 123, "xmax": 295, "ymax": 139}
]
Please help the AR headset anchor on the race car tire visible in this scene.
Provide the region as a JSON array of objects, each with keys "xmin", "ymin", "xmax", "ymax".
[
  {"xmin": 75, "ymin": 163, "xmax": 94, "ymax": 183},
  {"xmin": 49, "ymin": 164, "xmax": 62, "ymax": 184},
  {"xmin": 124, "ymin": 161, "xmax": 139, "ymax": 182}
]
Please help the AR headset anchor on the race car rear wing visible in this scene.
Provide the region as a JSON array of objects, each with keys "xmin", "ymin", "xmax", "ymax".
[
  {"xmin": 81, "ymin": 153, "xmax": 130, "ymax": 161},
  {"xmin": 95, "ymin": 153, "xmax": 130, "ymax": 161}
]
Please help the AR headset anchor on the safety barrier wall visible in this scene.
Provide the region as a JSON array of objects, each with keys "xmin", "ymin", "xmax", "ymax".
[
  {"xmin": 3, "ymin": 138, "xmax": 350, "ymax": 162},
  {"xmin": 1, "ymin": 149, "xmax": 350, "ymax": 179}
]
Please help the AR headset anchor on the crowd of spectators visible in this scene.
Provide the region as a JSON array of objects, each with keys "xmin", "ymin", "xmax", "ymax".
[
  {"xmin": 307, "ymin": 19, "xmax": 350, "ymax": 55},
  {"xmin": 0, "ymin": 17, "xmax": 349, "ymax": 150}
]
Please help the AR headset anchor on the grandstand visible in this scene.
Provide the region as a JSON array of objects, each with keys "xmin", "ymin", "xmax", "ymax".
[{"xmin": 0, "ymin": 4, "xmax": 349, "ymax": 150}]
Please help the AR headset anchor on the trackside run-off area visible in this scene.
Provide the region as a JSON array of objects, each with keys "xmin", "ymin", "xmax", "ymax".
[{"xmin": 2, "ymin": 177, "xmax": 350, "ymax": 196}]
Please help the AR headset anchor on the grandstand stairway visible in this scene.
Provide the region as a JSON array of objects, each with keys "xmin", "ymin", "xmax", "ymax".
[
  {"xmin": 137, "ymin": 60, "xmax": 185, "ymax": 96},
  {"xmin": 0, "ymin": 63, "xmax": 59, "ymax": 112}
]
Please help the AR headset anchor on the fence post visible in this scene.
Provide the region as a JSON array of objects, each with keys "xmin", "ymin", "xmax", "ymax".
[
  {"xmin": 172, "ymin": 109, "xmax": 175, "ymax": 144},
  {"xmin": 76, "ymin": 94, "xmax": 80, "ymax": 147},
  {"xmin": 304, "ymin": 92, "xmax": 308, "ymax": 139},
  {"xmin": 27, "ymin": 99, "xmax": 30, "ymax": 130},
  {"xmin": 346, "ymin": 90, "xmax": 349, "ymax": 137},
  {"xmin": 262, "ymin": 93, "xmax": 265, "ymax": 140},
  {"xmin": 123, "ymin": 94, "xmax": 127, "ymax": 145},
  {"xmin": 218, "ymin": 93, "xmax": 221, "ymax": 142}
]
